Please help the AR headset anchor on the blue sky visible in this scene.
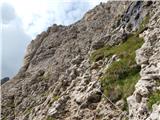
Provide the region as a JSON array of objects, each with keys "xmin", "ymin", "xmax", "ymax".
[{"xmin": 0, "ymin": 0, "xmax": 107, "ymax": 78}]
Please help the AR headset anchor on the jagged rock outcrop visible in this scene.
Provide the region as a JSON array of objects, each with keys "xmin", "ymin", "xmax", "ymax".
[
  {"xmin": 1, "ymin": 77, "xmax": 10, "ymax": 85},
  {"xmin": 1, "ymin": 1, "xmax": 160, "ymax": 120},
  {"xmin": 127, "ymin": 2, "xmax": 160, "ymax": 119}
]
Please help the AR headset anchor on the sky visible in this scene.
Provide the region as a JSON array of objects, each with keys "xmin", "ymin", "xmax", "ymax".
[{"xmin": 0, "ymin": 0, "xmax": 107, "ymax": 79}]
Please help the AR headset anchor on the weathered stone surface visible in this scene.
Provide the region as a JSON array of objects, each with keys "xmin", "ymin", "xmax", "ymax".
[
  {"xmin": 1, "ymin": 1, "xmax": 160, "ymax": 120},
  {"xmin": 146, "ymin": 104, "xmax": 160, "ymax": 120},
  {"xmin": 127, "ymin": 3, "xmax": 160, "ymax": 120}
]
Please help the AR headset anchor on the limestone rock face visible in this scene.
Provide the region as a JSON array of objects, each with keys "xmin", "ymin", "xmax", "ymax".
[
  {"xmin": 127, "ymin": 2, "xmax": 160, "ymax": 120},
  {"xmin": 1, "ymin": 1, "xmax": 160, "ymax": 120}
]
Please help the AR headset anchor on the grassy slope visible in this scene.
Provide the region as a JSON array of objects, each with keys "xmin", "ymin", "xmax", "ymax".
[{"xmin": 90, "ymin": 34, "xmax": 144, "ymax": 110}]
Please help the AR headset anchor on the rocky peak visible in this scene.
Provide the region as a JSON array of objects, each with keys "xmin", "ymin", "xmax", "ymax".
[{"xmin": 1, "ymin": 1, "xmax": 160, "ymax": 120}]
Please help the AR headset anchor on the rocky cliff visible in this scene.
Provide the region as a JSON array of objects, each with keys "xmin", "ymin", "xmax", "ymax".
[{"xmin": 1, "ymin": 1, "xmax": 160, "ymax": 120}]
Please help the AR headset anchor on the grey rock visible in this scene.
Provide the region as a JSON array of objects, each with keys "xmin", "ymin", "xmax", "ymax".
[
  {"xmin": 2, "ymin": 1, "xmax": 160, "ymax": 120},
  {"xmin": 1, "ymin": 77, "xmax": 10, "ymax": 85}
]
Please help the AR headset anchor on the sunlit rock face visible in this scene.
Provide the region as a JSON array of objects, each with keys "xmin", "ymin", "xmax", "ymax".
[{"xmin": 1, "ymin": 1, "xmax": 160, "ymax": 120}]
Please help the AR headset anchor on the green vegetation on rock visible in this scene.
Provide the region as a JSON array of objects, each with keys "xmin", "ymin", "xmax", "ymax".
[
  {"xmin": 49, "ymin": 95, "xmax": 60, "ymax": 107},
  {"xmin": 91, "ymin": 34, "xmax": 144, "ymax": 108},
  {"xmin": 42, "ymin": 72, "xmax": 51, "ymax": 81},
  {"xmin": 90, "ymin": 34, "xmax": 143, "ymax": 62},
  {"xmin": 147, "ymin": 79, "xmax": 160, "ymax": 111},
  {"xmin": 46, "ymin": 116, "xmax": 55, "ymax": 120},
  {"xmin": 147, "ymin": 90, "xmax": 160, "ymax": 110},
  {"xmin": 52, "ymin": 95, "xmax": 60, "ymax": 101},
  {"xmin": 2, "ymin": 117, "xmax": 7, "ymax": 120}
]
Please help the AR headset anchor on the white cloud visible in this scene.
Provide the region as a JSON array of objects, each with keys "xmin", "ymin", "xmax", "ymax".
[
  {"xmin": 1, "ymin": 2, "xmax": 31, "ymax": 78},
  {"xmin": 0, "ymin": 0, "xmax": 107, "ymax": 78},
  {"xmin": 1, "ymin": 2, "xmax": 16, "ymax": 24},
  {"xmin": 2, "ymin": 22, "xmax": 30, "ymax": 78}
]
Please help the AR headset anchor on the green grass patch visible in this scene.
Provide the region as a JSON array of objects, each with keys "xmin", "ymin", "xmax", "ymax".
[
  {"xmin": 90, "ymin": 15, "xmax": 149, "ymax": 63},
  {"xmin": 46, "ymin": 116, "xmax": 55, "ymax": 120},
  {"xmin": 147, "ymin": 90, "xmax": 160, "ymax": 110},
  {"xmin": 52, "ymin": 95, "xmax": 60, "ymax": 101},
  {"xmin": 42, "ymin": 91, "xmax": 50, "ymax": 97},
  {"xmin": 42, "ymin": 72, "xmax": 51, "ymax": 81},
  {"xmin": 90, "ymin": 14, "xmax": 149, "ymax": 110},
  {"xmin": 102, "ymin": 73, "xmax": 140, "ymax": 103},
  {"xmin": 156, "ymin": 79, "xmax": 160, "ymax": 86},
  {"xmin": 95, "ymin": 34, "xmax": 144, "ymax": 109},
  {"xmin": 90, "ymin": 34, "xmax": 143, "ymax": 62},
  {"xmin": 2, "ymin": 117, "xmax": 7, "ymax": 120},
  {"xmin": 147, "ymin": 79, "xmax": 160, "ymax": 110},
  {"xmin": 49, "ymin": 95, "xmax": 60, "ymax": 107}
]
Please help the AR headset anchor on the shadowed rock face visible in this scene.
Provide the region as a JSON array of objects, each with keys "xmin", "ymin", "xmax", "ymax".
[
  {"xmin": 1, "ymin": 1, "xmax": 160, "ymax": 120},
  {"xmin": 1, "ymin": 77, "xmax": 10, "ymax": 85}
]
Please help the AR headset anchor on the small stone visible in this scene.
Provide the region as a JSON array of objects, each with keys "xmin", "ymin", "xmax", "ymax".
[{"xmin": 116, "ymin": 99, "xmax": 125, "ymax": 109}]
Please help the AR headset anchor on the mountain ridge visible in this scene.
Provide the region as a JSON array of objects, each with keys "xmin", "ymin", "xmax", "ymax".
[{"xmin": 1, "ymin": 1, "xmax": 160, "ymax": 120}]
